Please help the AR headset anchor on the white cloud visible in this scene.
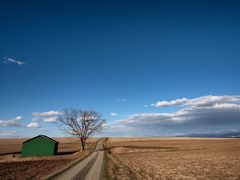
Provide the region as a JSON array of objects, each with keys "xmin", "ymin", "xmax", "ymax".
[
  {"xmin": 155, "ymin": 98, "xmax": 188, "ymax": 107},
  {"xmin": 15, "ymin": 116, "xmax": 23, "ymax": 120},
  {"xmin": 27, "ymin": 122, "xmax": 40, "ymax": 128},
  {"xmin": 116, "ymin": 98, "xmax": 127, "ymax": 102},
  {"xmin": 32, "ymin": 110, "xmax": 62, "ymax": 123},
  {"xmin": 32, "ymin": 111, "xmax": 62, "ymax": 117},
  {"xmin": 213, "ymin": 103, "xmax": 240, "ymax": 109},
  {"xmin": 110, "ymin": 113, "xmax": 118, "ymax": 116},
  {"xmin": 154, "ymin": 95, "xmax": 240, "ymax": 108},
  {"xmin": 0, "ymin": 116, "xmax": 23, "ymax": 127},
  {"xmin": 3, "ymin": 57, "xmax": 26, "ymax": 65},
  {"xmin": 103, "ymin": 95, "xmax": 240, "ymax": 137},
  {"xmin": 102, "ymin": 123, "xmax": 109, "ymax": 128},
  {"xmin": 42, "ymin": 116, "xmax": 58, "ymax": 122}
]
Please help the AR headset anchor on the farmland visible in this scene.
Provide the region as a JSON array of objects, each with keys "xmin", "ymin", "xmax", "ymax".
[
  {"xmin": 0, "ymin": 137, "xmax": 98, "ymax": 155},
  {"xmin": 106, "ymin": 138, "xmax": 240, "ymax": 180},
  {"xmin": 0, "ymin": 137, "xmax": 98, "ymax": 179},
  {"xmin": 1, "ymin": 137, "xmax": 240, "ymax": 180}
]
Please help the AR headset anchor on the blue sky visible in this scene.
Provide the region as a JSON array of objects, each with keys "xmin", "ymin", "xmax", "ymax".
[{"xmin": 0, "ymin": 0, "xmax": 240, "ymax": 138}]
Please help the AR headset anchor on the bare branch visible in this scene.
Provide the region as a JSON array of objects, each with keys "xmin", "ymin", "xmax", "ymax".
[{"xmin": 58, "ymin": 109, "xmax": 105, "ymax": 151}]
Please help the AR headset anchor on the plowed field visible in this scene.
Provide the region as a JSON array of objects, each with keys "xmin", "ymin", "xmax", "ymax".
[{"xmin": 106, "ymin": 138, "xmax": 240, "ymax": 180}]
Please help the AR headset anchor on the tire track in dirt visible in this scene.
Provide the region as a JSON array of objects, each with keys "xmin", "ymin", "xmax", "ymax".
[{"xmin": 49, "ymin": 138, "xmax": 106, "ymax": 180}]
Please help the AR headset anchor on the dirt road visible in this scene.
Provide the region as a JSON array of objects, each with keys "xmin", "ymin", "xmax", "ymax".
[{"xmin": 50, "ymin": 138, "xmax": 106, "ymax": 180}]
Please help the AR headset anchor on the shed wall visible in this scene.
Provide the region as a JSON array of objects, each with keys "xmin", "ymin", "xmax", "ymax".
[{"xmin": 21, "ymin": 137, "xmax": 57, "ymax": 157}]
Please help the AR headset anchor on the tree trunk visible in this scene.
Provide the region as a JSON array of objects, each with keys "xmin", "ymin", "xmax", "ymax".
[{"xmin": 80, "ymin": 137, "xmax": 86, "ymax": 151}]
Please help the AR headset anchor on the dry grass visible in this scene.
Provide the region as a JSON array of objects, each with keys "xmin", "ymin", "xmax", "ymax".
[
  {"xmin": 106, "ymin": 138, "xmax": 240, "ymax": 180},
  {"xmin": 0, "ymin": 137, "xmax": 99, "ymax": 179}
]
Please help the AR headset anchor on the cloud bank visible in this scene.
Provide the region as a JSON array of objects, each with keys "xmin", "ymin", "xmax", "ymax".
[
  {"xmin": 153, "ymin": 95, "xmax": 240, "ymax": 108},
  {"xmin": 32, "ymin": 111, "xmax": 62, "ymax": 123},
  {"xmin": 0, "ymin": 116, "xmax": 23, "ymax": 127},
  {"xmin": 0, "ymin": 131, "xmax": 19, "ymax": 138},
  {"xmin": 104, "ymin": 95, "xmax": 240, "ymax": 137}
]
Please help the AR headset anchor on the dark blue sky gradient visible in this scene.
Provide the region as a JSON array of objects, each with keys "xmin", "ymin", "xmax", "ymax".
[{"xmin": 0, "ymin": 0, "xmax": 240, "ymax": 137}]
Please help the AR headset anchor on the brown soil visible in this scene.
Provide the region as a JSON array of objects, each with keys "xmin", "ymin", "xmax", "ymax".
[
  {"xmin": 0, "ymin": 153, "xmax": 85, "ymax": 180},
  {"xmin": 106, "ymin": 138, "xmax": 240, "ymax": 180},
  {"xmin": 0, "ymin": 137, "xmax": 98, "ymax": 179}
]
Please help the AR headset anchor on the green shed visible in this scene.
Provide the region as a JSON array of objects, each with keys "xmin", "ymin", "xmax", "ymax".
[{"xmin": 21, "ymin": 135, "xmax": 59, "ymax": 157}]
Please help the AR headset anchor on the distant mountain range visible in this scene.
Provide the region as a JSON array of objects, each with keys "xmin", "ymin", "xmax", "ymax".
[{"xmin": 180, "ymin": 131, "xmax": 240, "ymax": 138}]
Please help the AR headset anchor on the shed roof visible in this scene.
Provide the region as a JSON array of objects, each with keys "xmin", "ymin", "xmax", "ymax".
[{"xmin": 23, "ymin": 135, "xmax": 59, "ymax": 144}]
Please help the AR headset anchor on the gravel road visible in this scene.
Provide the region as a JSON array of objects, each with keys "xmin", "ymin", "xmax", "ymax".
[{"xmin": 50, "ymin": 138, "xmax": 106, "ymax": 180}]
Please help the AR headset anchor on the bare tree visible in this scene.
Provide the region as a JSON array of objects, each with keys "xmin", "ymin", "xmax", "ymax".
[{"xmin": 58, "ymin": 109, "xmax": 105, "ymax": 151}]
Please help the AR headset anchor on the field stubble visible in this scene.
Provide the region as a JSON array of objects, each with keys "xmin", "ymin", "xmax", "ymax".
[{"xmin": 106, "ymin": 138, "xmax": 240, "ymax": 180}]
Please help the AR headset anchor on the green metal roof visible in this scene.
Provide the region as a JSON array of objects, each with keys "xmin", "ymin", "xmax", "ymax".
[{"xmin": 23, "ymin": 135, "xmax": 59, "ymax": 144}]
